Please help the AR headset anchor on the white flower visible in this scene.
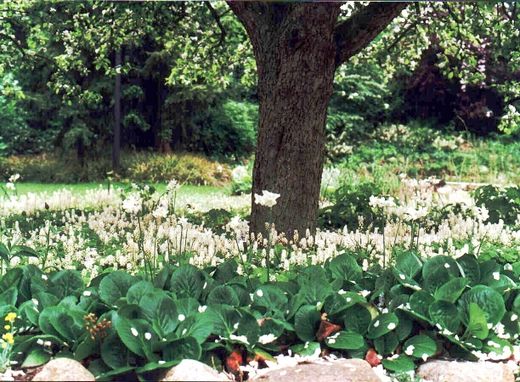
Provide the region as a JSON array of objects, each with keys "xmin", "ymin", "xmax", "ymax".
[
  {"xmin": 144, "ymin": 332, "xmax": 152, "ymax": 341},
  {"xmin": 359, "ymin": 290, "xmax": 371, "ymax": 297},
  {"xmin": 122, "ymin": 193, "xmax": 142, "ymax": 214},
  {"xmin": 231, "ymin": 166, "xmax": 248, "ymax": 181},
  {"xmin": 511, "ymin": 314, "xmax": 518, "ymax": 322},
  {"xmin": 493, "ymin": 272, "xmax": 500, "ymax": 281},
  {"xmin": 374, "ymin": 320, "xmax": 380, "ymax": 328},
  {"xmin": 405, "ymin": 345, "xmax": 415, "ymax": 355},
  {"xmin": 167, "ymin": 179, "xmax": 180, "ymax": 192},
  {"xmin": 82, "ymin": 291, "xmax": 92, "ymax": 297},
  {"xmin": 399, "ymin": 274, "xmax": 406, "ymax": 280},
  {"xmin": 256, "ymin": 289, "xmax": 264, "ymax": 298},
  {"xmin": 387, "ymin": 322, "xmax": 396, "ymax": 330},
  {"xmin": 229, "ymin": 334, "xmax": 249, "ymax": 345},
  {"xmin": 178, "ymin": 314, "xmax": 186, "ymax": 322},
  {"xmin": 36, "ymin": 339, "xmax": 44, "ymax": 346},
  {"xmin": 130, "ymin": 327, "xmax": 139, "ymax": 337},
  {"xmin": 5, "ymin": 182, "xmax": 15, "ymax": 191},
  {"xmin": 198, "ymin": 305, "xmax": 207, "ymax": 313},
  {"xmin": 152, "ymin": 200, "xmax": 169, "ymax": 219},
  {"xmin": 8, "ymin": 174, "xmax": 20, "ymax": 183},
  {"xmin": 258, "ymin": 334, "xmax": 277, "ymax": 344},
  {"xmin": 254, "ymin": 190, "xmax": 280, "ymax": 208},
  {"xmin": 444, "ymin": 263, "xmax": 450, "ymax": 269}
]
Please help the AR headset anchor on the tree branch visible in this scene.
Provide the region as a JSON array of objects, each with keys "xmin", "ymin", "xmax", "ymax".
[
  {"xmin": 334, "ymin": 2, "xmax": 408, "ymax": 66},
  {"xmin": 226, "ymin": 1, "xmax": 268, "ymax": 37},
  {"xmin": 205, "ymin": 2, "xmax": 227, "ymax": 46}
]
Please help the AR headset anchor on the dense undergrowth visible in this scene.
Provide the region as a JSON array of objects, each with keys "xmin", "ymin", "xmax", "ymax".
[{"xmin": 0, "ymin": 176, "xmax": 519, "ymax": 380}]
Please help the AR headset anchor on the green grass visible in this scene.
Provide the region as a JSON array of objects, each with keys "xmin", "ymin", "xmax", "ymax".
[
  {"xmin": 7, "ymin": 182, "xmax": 250, "ymax": 213},
  {"xmin": 13, "ymin": 182, "xmax": 226, "ymax": 197}
]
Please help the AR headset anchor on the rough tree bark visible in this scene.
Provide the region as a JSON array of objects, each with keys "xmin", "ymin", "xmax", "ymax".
[{"xmin": 228, "ymin": 2, "xmax": 407, "ymax": 236}]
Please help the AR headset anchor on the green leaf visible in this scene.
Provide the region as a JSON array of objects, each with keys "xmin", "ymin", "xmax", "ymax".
[
  {"xmin": 290, "ymin": 342, "xmax": 321, "ymax": 356},
  {"xmin": 367, "ymin": 313, "xmax": 399, "ymax": 339},
  {"xmin": 169, "ymin": 265, "xmax": 205, "ymax": 300},
  {"xmin": 152, "ymin": 297, "xmax": 179, "ymax": 338},
  {"xmin": 428, "ymin": 301, "xmax": 461, "ymax": 333},
  {"xmin": 294, "ymin": 305, "xmax": 320, "ymax": 342},
  {"xmin": 373, "ymin": 331, "xmax": 399, "ymax": 356},
  {"xmin": 251, "ymin": 285, "xmax": 288, "ymax": 313},
  {"xmin": 394, "ymin": 251, "xmax": 422, "ymax": 278},
  {"xmin": 114, "ymin": 315, "xmax": 153, "ymax": 359},
  {"xmin": 207, "ymin": 285, "xmax": 240, "ymax": 307},
  {"xmin": 0, "ymin": 243, "xmax": 10, "ymax": 262},
  {"xmin": 434, "ymin": 277, "xmax": 468, "ymax": 303},
  {"xmin": 162, "ymin": 336, "xmax": 201, "ymax": 361},
  {"xmin": 204, "ymin": 305, "xmax": 240, "ymax": 338},
  {"xmin": 460, "ymin": 285, "xmax": 505, "ymax": 325},
  {"xmin": 75, "ymin": 336, "xmax": 97, "ymax": 361},
  {"xmin": 0, "ymin": 268, "xmax": 22, "ymax": 293},
  {"xmin": 457, "ymin": 255, "xmax": 481, "ymax": 286},
  {"xmin": 467, "ymin": 303, "xmax": 489, "ymax": 340},
  {"xmin": 176, "ymin": 315, "xmax": 213, "ymax": 345},
  {"xmin": 127, "ymin": 281, "xmax": 156, "ymax": 305},
  {"xmin": 22, "ymin": 347, "xmax": 51, "ymax": 368},
  {"xmin": 328, "ymin": 254, "xmax": 362, "ymax": 282},
  {"xmin": 49, "ymin": 270, "xmax": 84, "ymax": 299},
  {"xmin": 0, "ymin": 287, "xmax": 17, "ymax": 306},
  {"xmin": 403, "ymin": 335, "xmax": 437, "ymax": 359},
  {"xmin": 326, "ymin": 331, "xmax": 364, "ymax": 350},
  {"xmin": 12, "ymin": 245, "xmax": 39, "ymax": 258},
  {"xmin": 99, "ymin": 271, "xmax": 137, "ymax": 306},
  {"xmin": 409, "ymin": 291, "xmax": 434, "ymax": 320},
  {"xmin": 423, "ymin": 256, "xmax": 460, "ymax": 279},
  {"xmin": 343, "ymin": 305, "xmax": 372, "ymax": 335},
  {"xmin": 382, "ymin": 354, "xmax": 415, "ymax": 373}
]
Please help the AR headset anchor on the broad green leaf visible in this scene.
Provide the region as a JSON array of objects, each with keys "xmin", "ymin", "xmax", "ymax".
[
  {"xmin": 403, "ymin": 335, "xmax": 437, "ymax": 359},
  {"xmin": 326, "ymin": 331, "xmax": 365, "ymax": 350},
  {"xmin": 127, "ymin": 281, "xmax": 156, "ymax": 305},
  {"xmin": 99, "ymin": 271, "xmax": 137, "ymax": 306},
  {"xmin": 373, "ymin": 331, "xmax": 399, "ymax": 355},
  {"xmin": 394, "ymin": 251, "xmax": 422, "ymax": 278},
  {"xmin": 382, "ymin": 354, "xmax": 415, "ymax": 373},
  {"xmin": 207, "ymin": 285, "xmax": 240, "ymax": 307},
  {"xmin": 21, "ymin": 347, "xmax": 50, "ymax": 368},
  {"xmin": 429, "ymin": 300, "xmax": 461, "ymax": 333},
  {"xmin": 367, "ymin": 313, "xmax": 399, "ymax": 339},
  {"xmin": 457, "ymin": 255, "xmax": 481, "ymax": 285},
  {"xmin": 460, "ymin": 285, "xmax": 505, "ymax": 325},
  {"xmin": 467, "ymin": 303, "xmax": 489, "ymax": 340},
  {"xmin": 169, "ymin": 265, "xmax": 205, "ymax": 300},
  {"xmin": 434, "ymin": 277, "xmax": 468, "ymax": 303},
  {"xmin": 343, "ymin": 305, "xmax": 372, "ymax": 335},
  {"xmin": 328, "ymin": 254, "xmax": 362, "ymax": 282},
  {"xmin": 294, "ymin": 305, "xmax": 320, "ymax": 342},
  {"xmin": 162, "ymin": 336, "xmax": 201, "ymax": 361},
  {"xmin": 49, "ymin": 270, "xmax": 84, "ymax": 299}
]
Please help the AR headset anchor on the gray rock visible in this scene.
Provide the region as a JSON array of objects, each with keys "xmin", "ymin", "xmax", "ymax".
[
  {"xmin": 32, "ymin": 358, "xmax": 95, "ymax": 382},
  {"xmin": 417, "ymin": 360, "xmax": 515, "ymax": 382},
  {"xmin": 161, "ymin": 359, "xmax": 230, "ymax": 381},
  {"xmin": 253, "ymin": 358, "xmax": 382, "ymax": 382}
]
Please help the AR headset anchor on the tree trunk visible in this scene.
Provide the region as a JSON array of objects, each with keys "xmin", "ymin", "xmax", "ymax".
[
  {"xmin": 239, "ymin": 4, "xmax": 340, "ymax": 236},
  {"xmin": 228, "ymin": 2, "xmax": 407, "ymax": 236},
  {"xmin": 112, "ymin": 48, "xmax": 122, "ymax": 171}
]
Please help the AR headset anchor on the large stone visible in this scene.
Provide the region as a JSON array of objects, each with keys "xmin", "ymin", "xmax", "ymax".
[
  {"xmin": 253, "ymin": 358, "xmax": 381, "ymax": 382},
  {"xmin": 417, "ymin": 360, "xmax": 515, "ymax": 382},
  {"xmin": 161, "ymin": 359, "xmax": 230, "ymax": 381},
  {"xmin": 32, "ymin": 358, "xmax": 95, "ymax": 381}
]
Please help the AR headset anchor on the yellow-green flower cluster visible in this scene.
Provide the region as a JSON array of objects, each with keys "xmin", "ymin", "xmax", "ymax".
[{"xmin": 1, "ymin": 313, "xmax": 16, "ymax": 349}]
